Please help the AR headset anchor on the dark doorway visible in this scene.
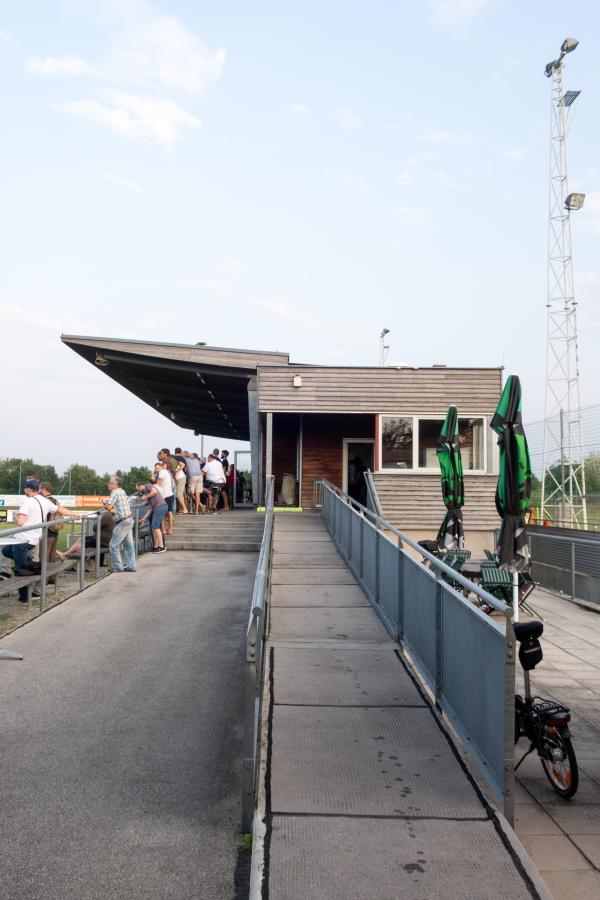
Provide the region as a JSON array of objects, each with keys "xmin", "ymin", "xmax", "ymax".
[{"xmin": 344, "ymin": 440, "xmax": 374, "ymax": 507}]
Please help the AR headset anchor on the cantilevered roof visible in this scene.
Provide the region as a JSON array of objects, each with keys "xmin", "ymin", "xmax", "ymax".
[{"xmin": 62, "ymin": 335, "xmax": 290, "ymax": 440}]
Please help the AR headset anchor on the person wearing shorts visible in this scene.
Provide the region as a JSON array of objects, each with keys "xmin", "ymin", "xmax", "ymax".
[
  {"xmin": 185, "ymin": 453, "xmax": 205, "ymax": 514},
  {"xmin": 137, "ymin": 482, "xmax": 168, "ymax": 552},
  {"xmin": 153, "ymin": 462, "xmax": 175, "ymax": 534},
  {"xmin": 174, "ymin": 460, "xmax": 188, "ymax": 514}
]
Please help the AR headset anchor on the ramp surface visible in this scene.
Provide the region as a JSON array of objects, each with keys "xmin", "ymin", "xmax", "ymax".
[
  {"xmin": 263, "ymin": 513, "xmax": 549, "ymax": 899},
  {"xmin": 0, "ymin": 551, "xmax": 257, "ymax": 900}
]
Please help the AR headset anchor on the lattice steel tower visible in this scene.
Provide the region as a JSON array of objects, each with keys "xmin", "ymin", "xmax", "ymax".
[{"xmin": 541, "ymin": 38, "xmax": 587, "ymax": 528}]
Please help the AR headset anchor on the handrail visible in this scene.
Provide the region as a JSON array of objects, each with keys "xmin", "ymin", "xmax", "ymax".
[
  {"xmin": 364, "ymin": 468, "xmax": 384, "ymax": 518},
  {"xmin": 247, "ymin": 476, "xmax": 275, "ymax": 652},
  {"xmin": 321, "ymin": 478, "xmax": 510, "ymax": 616}
]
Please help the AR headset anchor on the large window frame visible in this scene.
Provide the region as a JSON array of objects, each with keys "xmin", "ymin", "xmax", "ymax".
[{"xmin": 378, "ymin": 414, "xmax": 488, "ymax": 475}]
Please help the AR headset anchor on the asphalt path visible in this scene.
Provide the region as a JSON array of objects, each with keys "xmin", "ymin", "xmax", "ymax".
[{"xmin": 0, "ymin": 551, "xmax": 257, "ymax": 900}]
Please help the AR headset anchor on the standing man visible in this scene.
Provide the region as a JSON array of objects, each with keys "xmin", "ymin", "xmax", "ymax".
[
  {"xmin": 137, "ymin": 481, "xmax": 168, "ymax": 552},
  {"xmin": 220, "ymin": 450, "xmax": 231, "ymax": 511},
  {"xmin": 103, "ymin": 475, "xmax": 136, "ymax": 573},
  {"xmin": 185, "ymin": 452, "xmax": 204, "ymax": 514},
  {"xmin": 202, "ymin": 454, "xmax": 226, "ymax": 514}
]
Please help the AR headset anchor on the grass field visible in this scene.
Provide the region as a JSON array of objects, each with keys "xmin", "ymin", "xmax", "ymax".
[{"xmin": 0, "ymin": 520, "xmax": 90, "ymax": 552}]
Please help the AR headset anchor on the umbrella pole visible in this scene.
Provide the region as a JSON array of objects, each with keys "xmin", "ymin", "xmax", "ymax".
[{"xmin": 512, "ymin": 570, "xmax": 519, "ymax": 622}]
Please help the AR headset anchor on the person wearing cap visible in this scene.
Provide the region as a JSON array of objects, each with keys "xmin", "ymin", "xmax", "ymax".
[
  {"xmin": 103, "ymin": 475, "xmax": 136, "ymax": 573},
  {"xmin": 1, "ymin": 480, "xmax": 72, "ymax": 602}
]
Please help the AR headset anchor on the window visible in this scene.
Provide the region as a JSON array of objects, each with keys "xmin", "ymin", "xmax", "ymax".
[
  {"xmin": 382, "ymin": 417, "xmax": 413, "ymax": 469},
  {"xmin": 380, "ymin": 416, "xmax": 486, "ymax": 472}
]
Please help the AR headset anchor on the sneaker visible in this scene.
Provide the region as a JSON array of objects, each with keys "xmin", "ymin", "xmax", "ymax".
[
  {"xmin": 32, "ymin": 590, "xmax": 41, "ymax": 598},
  {"xmin": 155, "ymin": 547, "xmax": 167, "ymax": 554},
  {"xmin": 122, "ymin": 568, "xmax": 137, "ymax": 572},
  {"xmin": 0, "ymin": 572, "xmax": 11, "ymax": 580}
]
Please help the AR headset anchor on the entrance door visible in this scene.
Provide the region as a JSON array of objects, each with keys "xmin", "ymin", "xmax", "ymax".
[
  {"xmin": 234, "ymin": 450, "xmax": 253, "ymax": 507},
  {"xmin": 343, "ymin": 440, "xmax": 374, "ymax": 507}
]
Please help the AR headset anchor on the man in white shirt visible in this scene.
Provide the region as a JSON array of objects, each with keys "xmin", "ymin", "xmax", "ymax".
[
  {"xmin": 153, "ymin": 462, "xmax": 175, "ymax": 535},
  {"xmin": 1, "ymin": 480, "xmax": 72, "ymax": 602},
  {"xmin": 202, "ymin": 454, "xmax": 226, "ymax": 513}
]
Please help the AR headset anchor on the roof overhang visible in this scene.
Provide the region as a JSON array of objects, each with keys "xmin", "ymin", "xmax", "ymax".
[{"xmin": 62, "ymin": 335, "xmax": 290, "ymax": 441}]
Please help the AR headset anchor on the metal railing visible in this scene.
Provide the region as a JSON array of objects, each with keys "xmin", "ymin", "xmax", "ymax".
[
  {"xmin": 321, "ymin": 479, "xmax": 516, "ymax": 823},
  {"xmin": 364, "ymin": 468, "xmax": 384, "ymax": 517},
  {"xmin": 244, "ymin": 475, "xmax": 275, "ymax": 828},
  {"xmin": 0, "ymin": 497, "xmax": 151, "ymax": 616},
  {"xmin": 528, "ymin": 528, "xmax": 600, "ymax": 604}
]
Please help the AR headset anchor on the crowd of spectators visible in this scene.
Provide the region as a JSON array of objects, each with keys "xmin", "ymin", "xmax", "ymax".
[{"xmin": 0, "ymin": 448, "xmax": 234, "ymax": 595}]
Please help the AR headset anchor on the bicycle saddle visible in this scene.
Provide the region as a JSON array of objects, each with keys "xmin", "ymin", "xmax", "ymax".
[{"xmin": 513, "ymin": 620, "xmax": 543, "ymax": 643}]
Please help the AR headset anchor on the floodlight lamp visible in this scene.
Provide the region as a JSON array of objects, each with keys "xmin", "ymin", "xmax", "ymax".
[
  {"xmin": 561, "ymin": 37, "xmax": 579, "ymax": 54},
  {"xmin": 94, "ymin": 352, "xmax": 109, "ymax": 367},
  {"xmin": 545, "ymin": 59, "xmax": 558, "ymax": 77},
  {"xmin": 565, "ymin": 193, "xmax": 585, "ymax": 211},
  {"xmin": 196, "ymin": 341, "xmax": 207, "ymax": 346},
  {"xmin": 380, "ymin": 328, "xmax": 390, "ymax": 337}
]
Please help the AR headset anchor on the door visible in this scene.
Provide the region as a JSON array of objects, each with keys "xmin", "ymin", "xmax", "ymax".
[
  {"xmin": 234, "ymin": 450, "xmax": 253, "ymax": 507},
  {"xmin": 343, "ymin": 439, "xmax": 374, "ymax": 506}
]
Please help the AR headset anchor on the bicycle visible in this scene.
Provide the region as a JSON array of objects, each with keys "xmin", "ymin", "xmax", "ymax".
[{"xmin": 514, "ymin": 620, "xmax": 578, "ymax": 799}]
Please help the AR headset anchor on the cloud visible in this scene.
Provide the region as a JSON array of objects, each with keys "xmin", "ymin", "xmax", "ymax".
[
  {"xmin": 54, "ymin": 90, "xmax": 200, "ymax": 150},
  {"xmin": 103, "ymin": 172, "xmax": 147, "ymax": 194},
  {"xmin": 328, "ymin": 172, "xmax": 371, "ymax": 193},
  {"xmin": 501, "ymin": 147, "xmax": 525, "ymax": 162},
  {"xmin": 26, "ymin": 6, "xmax": 224, "ymax": 149},
  {"xmin": 106, "ymin": 15, "xmax": 225, "ymax": 93},
  {"xmin": 395, "ymin": 173, "xmax": 414, "ymax": 187},
  {"xmin": 0, "ymin": 29, "xmax": 10, "ymax": 41},
  {"xmin": 427, "ymin": 0, "xmax": 492, "ymax": 26},
  {"xmin": 25, "ymin": 55, "xmax": 100, "ymax": 77},
  {"xmin": 288, "ymin": 102, "xmax": 309, "ymax": 117},
  {"xmin": 334, "ymin": 106, "xmax": 361, "ymax": 129},
  {"xmin": 220, "ymin": 257, "xmax": 244, "ymax": 273}
]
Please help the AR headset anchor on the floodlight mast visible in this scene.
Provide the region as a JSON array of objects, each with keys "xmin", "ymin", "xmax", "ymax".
[
  {"xmin": 541, "ymin": 38, "xmax": 587, "ymax": 529},
  {"xmin": 379, "ymin": 328, "xmax": 390, "ymax": 367}
]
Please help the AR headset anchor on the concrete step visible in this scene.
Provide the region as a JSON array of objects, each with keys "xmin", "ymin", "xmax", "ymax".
[{"xmin": 166, "ymin": 541, "xmax": 261, "ymax": 552}]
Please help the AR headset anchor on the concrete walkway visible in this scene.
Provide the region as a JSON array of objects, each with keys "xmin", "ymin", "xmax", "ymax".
[
  {"xmin": 261, "ymin": 513, "xmax": 549, "ymax": 899},
  {"xmin": 514, "ymin": 587, "xmax": 600, "ymax": 898},
  {"xmin": 0, "ymin": 551, "xmax": 257, "ymax": 900}
]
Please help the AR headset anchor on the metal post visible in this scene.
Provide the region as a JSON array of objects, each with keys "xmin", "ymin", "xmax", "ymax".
[
  {"xmin": 265, "ymin": 412, "xmax": 273, "ymax": 481},
  {"xmin": 512, "ymin": 570, "xmax": 519, "ymax": 623},
  {"xmin": 95, "ymin": 511, "xmax": 102, "ymax": 579},
  {"xmin": 571, "ymin": 540, "xmax": 576, "ymax": 601},
  {"xmin": 435, "ymin": 570, "xmax": 443, "ymax": 710},
  {"xmin": 359, "ymin": 515, "xmax": 364, "ymax": 580},
  {"xmin": 560, "ymin": 408, "xmax": 566, "ymax": 526},
  {"xmin": 39, "ymin": 526, "xmax": 48, "ymax": 613},
  {"xmin": 503, "ymin": 621, "xmax": 516, "ymax": 826},
  {"xmin": 133, "ymin": 506, "xmax": 139, "ymax": 560},
  {"xmin": 374, "ymin": 528, "xmax": 381, "ymax": 603},
  {"xmin": 79, "ymin": 515, "xmax": 86, "ymax": 591},
  {"xmin": 397, "ymin": 548, "xmax": 405, "ymax": 640}
]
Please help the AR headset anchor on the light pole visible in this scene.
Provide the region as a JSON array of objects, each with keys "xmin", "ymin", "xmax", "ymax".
[
  {"xmin": 541, "ymin": 37, "xmax": 587, "ymax": 528},
  {"xmin": 379, "ymin": 329, "xmax": 390, "ymax": 367}
]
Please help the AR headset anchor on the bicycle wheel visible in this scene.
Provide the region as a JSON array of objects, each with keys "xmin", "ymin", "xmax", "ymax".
[{"xmin": 541, "ymin": 728, "xmax": 579, "ymax": 799}]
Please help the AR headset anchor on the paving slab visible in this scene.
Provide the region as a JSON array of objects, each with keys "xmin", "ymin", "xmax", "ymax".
[
  {"xmin": 270, "ymin": 584, "xmax": 369, "ymax": 608},
  {"xmin": 269, "ymin": 607, "xmax": 388, "ymax": 642},
  {"xmin": 268, "ymin": 815, "xmax": 540, "ymax": 900},
  {"xmin": 273, "ymin": 532, "xmax": 332, "ymax": 542},
  {"xmin": 271, "ymin": 567, "xmax": 357, "ymax": 585},
  {"xmin": 272, "ymin": 552, "xmax": 347, "ymax": 567},
  {"xmin": 271, "ymin": 705, "xmax": 486, "ymax": 818},
  {"xmin": 273, "ymin": 646, "xmax": 424, "ymax": 707}
]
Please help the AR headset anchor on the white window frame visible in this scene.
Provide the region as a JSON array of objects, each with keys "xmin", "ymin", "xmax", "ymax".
[{"xmin": 378, "ymin": 415, "xmax": 488, "ymax": 475}]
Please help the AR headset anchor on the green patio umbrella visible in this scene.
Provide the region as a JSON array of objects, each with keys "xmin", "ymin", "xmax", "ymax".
[
  {"xmin": 435, "ymin": 404, "xmax": 465, "ymax": 551},
  {"xmin": 490, "ymin": 375, "xmax": 532, "ymax": 570}
]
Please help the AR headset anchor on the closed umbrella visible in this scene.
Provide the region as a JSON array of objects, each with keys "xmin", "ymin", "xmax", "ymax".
[
  {"xmin": 435, "ymin": 404, "xmax": 465, "ymax": 551},
  {"xmin": 491, "ymin": 375, "xmax": 533, "ymax": 618}
]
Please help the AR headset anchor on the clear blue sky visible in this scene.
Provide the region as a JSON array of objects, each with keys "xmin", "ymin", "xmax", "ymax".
[{"xmin": 1, "ymin": 0, "xmax": 599, "ymax": 473}]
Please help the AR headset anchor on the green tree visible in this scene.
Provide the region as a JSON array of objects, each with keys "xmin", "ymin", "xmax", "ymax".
[
  {"xmin": 121, "ymin": 466, "xmax": 153, "ymax": 494},
  {"xmin": 0, "ymin": 457, "xmax": 60, "ymax": 492},
  {"xmin": 61, "ymin": 464, "xmax": 104, "ymax": 494}
]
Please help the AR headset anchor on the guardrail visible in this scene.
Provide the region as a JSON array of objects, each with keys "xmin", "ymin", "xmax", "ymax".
[
  {"xmin": 244, "ymin": 475, "xmax": 275, "ymax": 829},
  {"xmin": 364, "ymin": 468, "xmax": 384, "ymax": 517},
  {"xmin": 528, "ymin": 528, "xmax": 600, "ymax": 605},
  {"xmin": 320, "ymin": 479, "xmax": 516, "ymax": 823}
]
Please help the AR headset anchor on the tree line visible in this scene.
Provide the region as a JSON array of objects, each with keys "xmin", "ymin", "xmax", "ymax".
[{"xmin": 0, "ymin": 458, "xmax": 152, "ymax": 496}]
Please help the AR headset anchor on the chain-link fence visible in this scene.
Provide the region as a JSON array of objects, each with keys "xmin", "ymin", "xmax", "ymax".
[{"xmin": 526, "ymin": 402, "xmax": 600, "ymax": 530}]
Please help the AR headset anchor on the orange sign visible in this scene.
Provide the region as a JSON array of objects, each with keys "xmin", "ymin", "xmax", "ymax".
[{"xmin": 75, "ymin": 495, "xmax": 109, "ymax": 508}]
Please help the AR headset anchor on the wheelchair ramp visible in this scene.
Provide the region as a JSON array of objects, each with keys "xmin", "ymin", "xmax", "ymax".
[{"xmin": 261, "ymin": 513, "xmax": 550, "ymax": 899}]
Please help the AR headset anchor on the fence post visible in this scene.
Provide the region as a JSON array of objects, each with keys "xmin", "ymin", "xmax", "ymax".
[
  {"xmin": 95, "ymin": 511, "xmax": 102, "ymax": 579},
  {"xmin": 434, "ymin": 569, "xmax": 443, "ymax": 710},
  {"xmin": 375, "ymin": 529, "xmax": 381, "ymax": 604},
  {"xmin": 359, "ymin": 514, "xmax": 364, "ymax": 581},
  {"xmin": 571, "ymin": 540, "xmax": 576, "ymax": 601},
  {"xmin": 134, "ymin": 505, "xmax": 140, "ymax": 559},
  {"xmin": 79, "ymin": 515, "xmax": 86, "ymax": 591},
  {"xmin": 503, "ymin": 619, "xmax": 516, "ymax": 827},
  {"xmin": 39, "ymin": 526, "xmax": 48, "ymax": 613},
  {"xmin": 397, "ymin": 547, "xmax": 404, "ymax": 640}
]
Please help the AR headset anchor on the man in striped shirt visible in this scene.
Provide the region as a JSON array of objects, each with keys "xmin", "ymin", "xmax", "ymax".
[{"xmin": 103, "ymin": 475, "xmax": 137, "ymax": 573}]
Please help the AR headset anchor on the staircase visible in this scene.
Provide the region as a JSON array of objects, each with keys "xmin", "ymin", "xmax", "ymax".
[{"xmin": 167, "ymin": 509, "xmax": 265, "ymax": 552}]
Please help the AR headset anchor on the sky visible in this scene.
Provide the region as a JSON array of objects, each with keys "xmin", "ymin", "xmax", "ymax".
[{"xmin": 1, "ymin": 0, "xmax": 599, "ymax": 474}]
